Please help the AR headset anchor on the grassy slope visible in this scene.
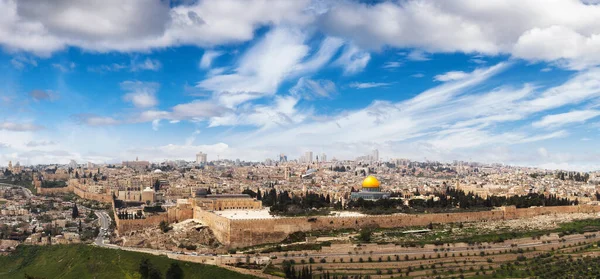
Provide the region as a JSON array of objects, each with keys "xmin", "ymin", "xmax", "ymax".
[{"xmin": 0, "ymin": 244, "xmax": 257, "ymax": 279}]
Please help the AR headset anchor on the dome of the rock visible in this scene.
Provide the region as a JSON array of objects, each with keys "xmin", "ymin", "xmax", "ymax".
[{"xmin": 361, "ymin": 175, "xmax": 380, "ymax": 188}]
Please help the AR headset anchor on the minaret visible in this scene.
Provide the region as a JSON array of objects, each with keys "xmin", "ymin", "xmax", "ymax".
[{"xmin": 8, "ymin": 161, "xmax": 12, "ymax": 171}]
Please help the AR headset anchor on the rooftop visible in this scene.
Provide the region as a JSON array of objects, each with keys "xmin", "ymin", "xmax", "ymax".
[{"xmin": 214, "ymin": 209, "xmax": 276, "ymax": 220}]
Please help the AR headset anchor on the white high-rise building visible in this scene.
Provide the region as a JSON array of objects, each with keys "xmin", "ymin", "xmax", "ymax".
[
  {"xmin": 196, "ymin": 152, "xmax": 207, "ymax": 164},
  {"xmin": 305, "ymin": 151, "xmax": 313, "ymax": 163},
  {"xmin": 321, "ymin": 153, "xmax": 327, "ymax": 163},
  {"xmin": 371, "ymin": 149, "xmax": 379, "ymax": 162}
]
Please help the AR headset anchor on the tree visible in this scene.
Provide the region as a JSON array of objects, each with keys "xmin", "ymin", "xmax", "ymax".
[
  {"xmin": 153, "ymin": 179, "xmax": 160, "ymax": 191},
  {"xmin": 139, "ymin": 259, "xmax": 150, "ymax": 279},
  {"xmin": 358, "ymin": 229, "xmax": 372, "ymax": 242},
  {"xmin": 148, "ymin": 268, "xmax": 162, "ymax": 279},
  {"xmin": 139, "ymin": 259, "xmax": 162, "ymax": 279},
  {"xmin": 166, "ymin": 263, "xmax": 184, "ymax": 279},
  {"xmin": 72, "ymin": 204, "xmax": 79, "ymax": 219}
]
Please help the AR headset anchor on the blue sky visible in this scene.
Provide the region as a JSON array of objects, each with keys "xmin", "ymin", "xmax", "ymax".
[{"xmin": 1, "ymin": 0, "xmax": 600, "ymax": 170}]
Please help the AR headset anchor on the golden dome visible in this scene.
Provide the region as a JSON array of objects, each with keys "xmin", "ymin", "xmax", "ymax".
[{"xmin": 362, "ymin": 175, "xmax": 381, "ymax": 188}]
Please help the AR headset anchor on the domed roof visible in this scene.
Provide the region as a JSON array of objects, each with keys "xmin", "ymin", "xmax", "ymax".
[{"xmin": 362, "ymin": 175, "xmax": 380, "ymax": 188}]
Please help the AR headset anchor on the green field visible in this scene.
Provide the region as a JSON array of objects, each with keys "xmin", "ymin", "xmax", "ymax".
[{"xmin": 0, "ymin": 244, "xmax": 257, "ymax": 279}]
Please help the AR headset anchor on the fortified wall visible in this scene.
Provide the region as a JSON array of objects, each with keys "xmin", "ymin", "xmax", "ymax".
[
  {"xmin": 36, "ymin": 184, "xmax": 74, "ymax": 195},
  {"xmin": 72, "ymin": 185, "xmax": 113, "ymax": 203},
  {"xmin": 35, "ymin": 180, "xmax": 113, "ymax": 203},
  {"xmin": 197, "ymin": 205, "xmax": 600, "ymax": 248}
]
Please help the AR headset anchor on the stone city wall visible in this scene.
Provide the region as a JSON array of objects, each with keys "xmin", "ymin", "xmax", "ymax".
[
  {"xmin": 115, "ymin": 213, "xmax": 169, "ymax": 234},
  {"xmin": 36, "ymin": 179, "xmax": 114, "ymax": 203},
  {"xmin": 36, "ymin": 184, "xmax": 74, "ymax": 195},
  {"xmin": 167, "ymin": 204, "xmax": 194, "ymax": 223},
  {"xmin": 193, "ymin": 207, "xmax": 231, "ymax": 245},
  {"xmin": 219, "ymin": 205, "xmax": 600, "ymax": 248},
  {"xmin": 72, "ymin": 185, "xmax": 113, "ymax": 203}
]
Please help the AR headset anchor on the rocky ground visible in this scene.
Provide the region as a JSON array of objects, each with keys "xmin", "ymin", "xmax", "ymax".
[{"xmin": 119, "ymin": 219, "xmax": 223, "ymax": 253}]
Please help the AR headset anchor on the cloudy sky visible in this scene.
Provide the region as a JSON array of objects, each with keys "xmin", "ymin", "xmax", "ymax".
[{"xmin": 1, "ymin": 0, "xmax": 600, "ymax": 171}]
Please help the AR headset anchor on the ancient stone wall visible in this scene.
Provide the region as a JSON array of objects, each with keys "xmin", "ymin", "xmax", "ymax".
[
  {"xmin": 72, "ymin": 185, "xmax": 113, "ymax": 203},
  {"xmin": 36, "ymin": 184, "xmax": 73, "ymax": 195},
  {"xmin": 193, "ymin": 207, "xmax": 231, "ymax": 245},
  {"xmin": 167, "ymin": 204, "xmax": 194, "ymax": 223},
  {"xmin": 115, "ymin": 213, "xmax": 169, "ymax": 233},
  {"xmin": 218, "ymin": 205, "xmax": 600, "ymax": 248}
]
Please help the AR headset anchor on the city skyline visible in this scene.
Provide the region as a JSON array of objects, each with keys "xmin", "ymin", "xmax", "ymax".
[{"xmin": 1, "ymin": 0, "xmax": 600, "ymax": 171}]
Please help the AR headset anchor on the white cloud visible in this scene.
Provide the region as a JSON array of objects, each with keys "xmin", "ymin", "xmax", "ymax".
[
  {"xmin": 121, "ymin": 81, "xmax": 160, "ymax": 108},
  {"xmin": 333, "ymin": 44, "xmax": 370, "ymax": 75},
  {"xmin": 208, "ymin": 95, "xmax": 307, "ymax": 128},
  {"xmin": 290, "ymin": 78, "xmax": 337, "ymax": 99},
  {"xmin": 434, "ymin": 71, "xmax": 469, "ymax": 82},
  {"xmin": 291, "ymin": 37, "xmax": 344, "ymax": 75},
  {"xmin": 151, "ymin": 119, "xmax": 161, "ymax": 131},
  {"xmin": 130, "ymin": 58, "xmax": 161, "ymax": 71},
  {"xmin": 0, "ymin": 122, "xmax": 44, "ymax": 131},
  {"xmin": 26, "ymin": 140, "xmax": 56, "ymax": 147},
  {"xmin": 0, "ymin": 0, "xmax": 312, "ymax": 54},
  {"xmin": 349, "ymin": 82, "xmax": 393, "ymax": 89},
  {"xmin": 171, "ymin": 101, "xmax": 230, "ymax": 120},
  {"xmin": 10, "ymin": 56, "xmax": 37, "ymax": 69},
  {"xmin": 199, "ymin": 50, "xmax": 223, "ymax": 69},
  {"xmin": 184, "ymin": 130, "xmax": 201, "ymax": 146},
  {"xmin": 406, "ymin": 50, "xmax": 431, "ymax": 61},
  {"xmin": 382, "ymin": 61, "xmax": 402, "ymax": 69},
  {"xmin": 137, "ymin": 110, "xmax": 171, "ymax": 123},
  {"xmin": 5, "ymin": 0, "xmax": 600, "ymax": 70},
  {"xmin": 52, "ymin": 62, "xmax": 76, "ymax": 72},
  {"xmin": 532, "ymin": 110, "xmax": 600, "ymax": 128},
  {"xmin": 319, "ymin": 0, "xmax": 600, "ymax": 69},
  {"xmin": 197, "ymin": 28, "xmax": 309, "ymax": 107},
  {"xmin": 72, "ymin": 114, "xmax": 120, "ymax": 126}
]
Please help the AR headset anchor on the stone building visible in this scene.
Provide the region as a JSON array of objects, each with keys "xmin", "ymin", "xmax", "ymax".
[
  {"xmin": 194, "ymin": 194, "xmax": 261, "ymax": 211},
  {"xmin": 141, "ymin": 187, "xmax": 156, "ymax": 204}
]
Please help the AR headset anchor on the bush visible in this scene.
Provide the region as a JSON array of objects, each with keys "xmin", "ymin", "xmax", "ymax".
[{"xmin": 159, "ymin": 221, "xmax": 171, "ymax": 233}]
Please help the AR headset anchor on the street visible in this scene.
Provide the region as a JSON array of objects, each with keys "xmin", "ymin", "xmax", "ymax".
[{"xmin": 94, "ymin": 211, "xmax": 111, "ymax": 246}]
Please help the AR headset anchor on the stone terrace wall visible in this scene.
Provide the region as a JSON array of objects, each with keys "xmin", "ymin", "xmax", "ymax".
[{"xmin": 222, "ymin": 205, "xmax": 600, "ymax": 248}]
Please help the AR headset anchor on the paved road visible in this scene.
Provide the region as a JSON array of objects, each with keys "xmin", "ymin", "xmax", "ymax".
[{"xmin": 94, "ymin": 211, "xmax": 111, "ymax": 246}]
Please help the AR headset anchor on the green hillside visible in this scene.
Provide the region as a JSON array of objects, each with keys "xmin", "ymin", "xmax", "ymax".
[{"xmin": 0, "ymin": 244, "xmax": 257, "ymax": 279}]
